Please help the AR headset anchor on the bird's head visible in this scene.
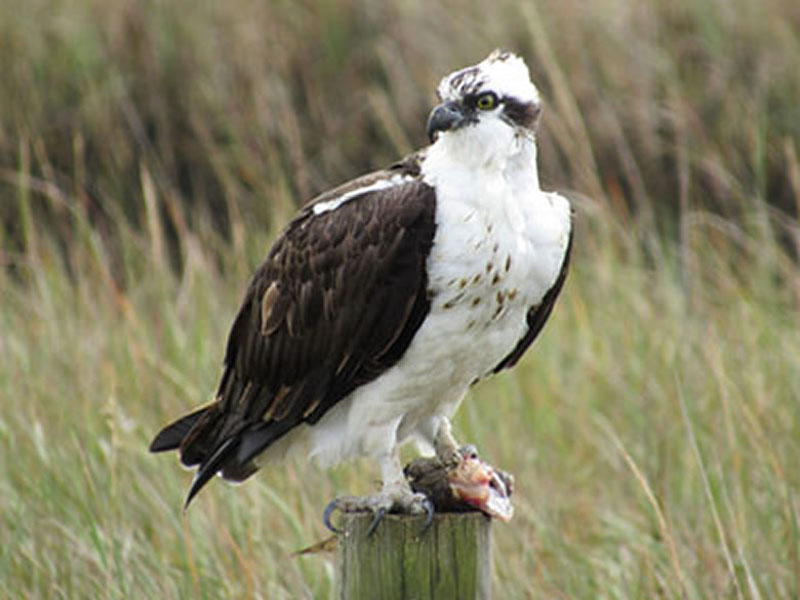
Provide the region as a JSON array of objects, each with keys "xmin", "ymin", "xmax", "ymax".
[{"xmin": 426, "ymin": 50, "xmax": 542, "ymax": 150}]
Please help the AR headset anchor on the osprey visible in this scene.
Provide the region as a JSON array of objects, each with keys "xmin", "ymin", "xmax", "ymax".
[{"xmin": 150, "ymin": 50, "xmax": 573, "ymax": 523}]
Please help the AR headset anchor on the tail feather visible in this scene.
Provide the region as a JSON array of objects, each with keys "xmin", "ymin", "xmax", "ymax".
[
  {"xmin": 178, "ymin": 405, "xmax": 226, "ymax": 467},
  {"xmin": 184, "ymin": 436, "xmax": 240, "ymax": 509},
  {"xmin": 149, "ymin": 406, "xmax": 210, "ymax": 453},
  {"xmin": 150, "ymin": 402, "xmax": 266, "ymax": 508},
  {"xmin": 236, "ymin": 420, "xmax": 295, "ymax": 468}
]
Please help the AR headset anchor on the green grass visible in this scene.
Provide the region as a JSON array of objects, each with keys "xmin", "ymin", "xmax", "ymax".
[
  {"xmin": 2, "ymin": 0, "xmax": 800, "ymax": 597},
  {"xmin": 2, "ymin": 188, "xmax": 799, "ymax": 598}
]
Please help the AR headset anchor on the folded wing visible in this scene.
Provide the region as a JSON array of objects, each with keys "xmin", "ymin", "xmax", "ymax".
[{"xmin": 151, "ymin": 162, "xmax": 437, "ymax": 506}]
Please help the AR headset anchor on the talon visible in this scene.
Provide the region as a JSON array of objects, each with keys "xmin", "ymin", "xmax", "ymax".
[
  {"xmin": 323, "ymin": 499, "xmax": 344, "ymax": 534},
  {"xmin": 322, "ymin": 488, "xmax": 431, "ymax": 536},
  {"xmin": 366, "ymin": 506, "xmax": 387, "ymax": 537},
  {"xmin": 420, "ymin": 497, "xmax": 435, "ymax": 533}
]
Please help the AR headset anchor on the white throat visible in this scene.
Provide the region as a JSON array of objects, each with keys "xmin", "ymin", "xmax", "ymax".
[{"xmin": 422, "ymin": 125, "xmax": 540, "ymax": 195}]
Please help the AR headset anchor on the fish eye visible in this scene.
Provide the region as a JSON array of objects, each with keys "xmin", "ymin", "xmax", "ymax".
[{"xmin": 476, "ymin": 92, "xmax": 498, "ymax": 110}]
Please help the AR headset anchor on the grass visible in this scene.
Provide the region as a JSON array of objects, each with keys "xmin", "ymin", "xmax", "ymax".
[
  {"xmin": 2, "ymin": 0, "xmax": 800, "ymax": 598},
  {"xmin": 3, "ymin": 180, "xmax": 799, "ymax": 599}
]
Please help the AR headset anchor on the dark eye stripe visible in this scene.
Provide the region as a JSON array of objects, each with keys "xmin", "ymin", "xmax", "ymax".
[{"xmin": 502, "ymin": 98, "xmax": 541, "ymax": 128}]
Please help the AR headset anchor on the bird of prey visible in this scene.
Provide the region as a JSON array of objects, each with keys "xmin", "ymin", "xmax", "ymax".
[{"xmin": 150, "ymin": 50, "xmax": 573, "ymax": 525}]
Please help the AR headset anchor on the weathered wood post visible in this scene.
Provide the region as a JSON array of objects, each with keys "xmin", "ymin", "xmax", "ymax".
[{"xmin": 335, "ymin": 512, "xmax": 492, "ymax": 600}]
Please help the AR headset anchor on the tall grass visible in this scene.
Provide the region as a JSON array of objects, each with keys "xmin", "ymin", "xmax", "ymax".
[
  {"xmin": 2, "ymin": 0, "xmax": 799, "ymax": 261},
  {"xmin": 3, "ymin": 181, "xmax": 799, "ymax": 598},
  {"xmin": 2, "ymin": 0, "xmax": 800, "ymax": 598}
]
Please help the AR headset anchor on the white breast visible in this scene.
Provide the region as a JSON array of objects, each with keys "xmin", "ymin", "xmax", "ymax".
[{"xmin": 419, "ymin": 156, "xmax": 570, "ymax": 388}]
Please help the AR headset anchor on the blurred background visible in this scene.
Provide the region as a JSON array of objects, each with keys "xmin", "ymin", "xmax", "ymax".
[{"xmin": 1, "ymin": 0, "xmax": 799, "ymax": 598}]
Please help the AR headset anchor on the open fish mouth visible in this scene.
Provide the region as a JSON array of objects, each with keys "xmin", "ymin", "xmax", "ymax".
[{"xmin": 447, "ymin": 454, "xmax": 514, "ymax": 522}]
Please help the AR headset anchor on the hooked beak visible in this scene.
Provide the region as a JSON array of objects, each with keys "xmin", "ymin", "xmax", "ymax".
[{"xmin": 426, "ymin": 102, "xmax": 465, "ymax": 142}]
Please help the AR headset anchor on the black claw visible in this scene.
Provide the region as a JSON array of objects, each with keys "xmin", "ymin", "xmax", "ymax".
[
  {"xmin": 366, "ymin": 506, "xmax": 387, "ymax": 537},
  {"xmin": 420, "ymin": 497, "xmax": 435, "ymax": 533},
  {"xmin": 323, "ymin": 499, "xmax": 344, "ymax": 534}
]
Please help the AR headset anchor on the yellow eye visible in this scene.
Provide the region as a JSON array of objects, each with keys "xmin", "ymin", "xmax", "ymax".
[{"xmin": 476, "ymin": 92, "xmax": 498, "ymax": 110}]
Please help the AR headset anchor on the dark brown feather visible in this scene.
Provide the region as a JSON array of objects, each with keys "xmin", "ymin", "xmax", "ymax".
[{"xmin": 493, "ymin": 221, "xmax": 574, "ymax": 373}]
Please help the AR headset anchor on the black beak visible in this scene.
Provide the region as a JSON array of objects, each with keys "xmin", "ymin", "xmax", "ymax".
[{"xmin": 426, "ymin": 102, "xmax": 465, "ymax": 142}]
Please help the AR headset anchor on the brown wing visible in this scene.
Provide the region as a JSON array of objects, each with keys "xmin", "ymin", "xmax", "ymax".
[
  {"xmin": 150, "ymin": 164, "xmax": 436, "ymax": 506},
  {"xmin": 492, "ymin": 223, "xmax": 573, "ymax": 373}
]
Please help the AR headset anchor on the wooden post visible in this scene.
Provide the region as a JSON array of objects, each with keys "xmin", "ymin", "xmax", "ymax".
[{"xmin": 335, "ymin": 511, "xmax": 492, "ymax": 600}]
